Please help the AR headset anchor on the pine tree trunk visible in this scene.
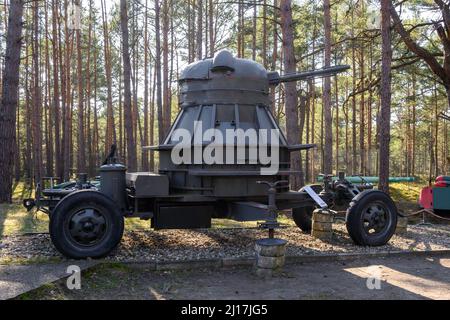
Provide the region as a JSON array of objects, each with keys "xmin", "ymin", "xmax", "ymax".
[
  {"xmin": 101, "ymin": 0, "xmax": 116, "ymax": 154},
  {"xmin": 52, "ymin": 0, "xmax": 61, "ymax": 179},
  {"xmin": 379, "ymin": 0, "xmax": 392, "ymax": 193},
  {"xmin": 323, "ymin": 0, "xmax": 332, "ymax": 175},
  {"xmin": 209, "ymin": 0, "xmax": 214, "ymax": 56},
  {"xmin": 162, "ymin": 0, "xmax": 170, "ymax": 137},
  {"xmin": 0, "ymin": 0, "xmax": 24, "ymax": 203},
  {"xmin": 155, "ymin": 0, "xmax": 164, "ymax": 144},
  {"xmin": 351, "ymin": 11, "xmax": 357, "ymax": 175},
  {"xmin": 142, "ymin": 0, "xmax": 150, "ymax": 171},
  {"xmin": 120, "ymin": 0, "xmax": 137, "ymax": 172},
  {"xmin": 270, "ymin": 0, "xmax": 278, "ymax": 115},
  {"xmin": 252, "ymin": 0, "xmax": 256, "ymax": 61},
  {"xmin": 280, "ymin": 0, "xmax": 301, "ymax": 189},
  {"xmin": 75, "ymin": 0, "xmax": 85, "ymax": 174},
  {"xmin": 196, "ymin": 0, "xmax": 203, "ymax": 59},
  {"xmin": 44, "ymin": 1, "xmax": 54, "ymax": 177},
  {"xmin": 32, "ymin": 0, "xmax": 43, "ymax": 186},
  {"xmin": 86, "ymin": 0, "xmax": 94, "ymax": 176},
  {"xmin": 262, "ymin": 0, "xmax": 267, "ymax": 68}
]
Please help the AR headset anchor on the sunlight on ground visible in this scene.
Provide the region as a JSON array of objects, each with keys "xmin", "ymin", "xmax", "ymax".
[
  {"xmin": 0, "ymin": 183, "xmax": 46, "ymax": 236},
  {"xmin": 345, "ymin": 262, "xmax": 450, "ymax": 300},
  {"xmin": 390, "ymin": 182, "xmax": 423, "ymax": 203},
  {"xmin": 0, "ymin": 204, "xmax": 49, "ymax": 236}
]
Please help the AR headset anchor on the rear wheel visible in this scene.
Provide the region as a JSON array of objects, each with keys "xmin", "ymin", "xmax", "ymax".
[
  {"xmin": 346, "ymin": 190, "xmax": 397, "ymax": 246},
  {"xmin": 292, "ymin": 185, "xmax": 323, "ymax": 232},
  {"xmin": 49, "ymin": 190, "xmax": 124, "ymax": 259}
]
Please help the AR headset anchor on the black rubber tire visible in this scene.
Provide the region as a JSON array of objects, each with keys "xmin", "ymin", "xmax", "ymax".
[
  {"xmin": 346, "ymin": 190, "xmax": 398, "ymax": 246},
  {"xmin": 292, "ymin": 185, "xmax": 323, "ymax": 233},
  {"xmin": 49, "ymin": 190, "xmax": 124, "ymax": 259},
  {"xmin": 292, "ymin": 207, "xmax": 314, "ymax": 232}
]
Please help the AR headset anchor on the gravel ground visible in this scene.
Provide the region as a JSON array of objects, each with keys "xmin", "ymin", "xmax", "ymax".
[{"xmin": 1, "ymin": 223, "xmax": 450, "ymax": 263}]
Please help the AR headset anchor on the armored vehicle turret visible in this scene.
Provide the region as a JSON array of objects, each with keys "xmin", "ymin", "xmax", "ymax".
[{"xmin": 25, "ymin": 50, "xmax": 399, "ymax": 259}]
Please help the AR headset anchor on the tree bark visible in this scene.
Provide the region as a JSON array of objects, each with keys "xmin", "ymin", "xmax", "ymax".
[
  {"xmin": 0, "ymin": 0, "xmax": 24, "ymax": 203},
  {"xmin": 280, "ymin": 0, "xmax": 301, "ymax": 189},
  {"xmin": 196, "ymin": 0, "xmax": 203, "ymax": 59},
  {"xmin": 379, "ymin": 0, "xmax": 393, "ymax": 193},
  {"xmin": 75, "ymin": 0, "xmax": 86, "ymax": 174},
  {"xmin": 209, "ymin": 0, "xmax": 214, "ymax": 56},
  {"xmin": 120, "ymin": 0, "xmax": 137, "ymax": 172},
  {"xmin": 52, "ymin": 0, "xmax": 61, "ymax": 179},
  {"xmin": 162, "ymin": 0, "xmax": 170, "ymax": 137},
  {"xmin": 155, "ymin": 0, "xmax": 164, "ymax": 144},
  {"xmin": 32, "ymin": 0, "xmax": 43, "ymax": 185},
  {"xmin": 323, "ymin": 0, "xmax": 332, "ymax": 175},
  {"xmin": 142, "ymin": 0, "xmax": 150, "ymax": 171},
  {"xmin": 101, "ymin": 0, "xmax": 116, "ymax": 154}
]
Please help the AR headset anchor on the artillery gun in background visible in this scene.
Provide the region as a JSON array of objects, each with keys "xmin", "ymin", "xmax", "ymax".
[{"xmin": 24, "ymin": 50, "xmax": 399, "ymax": 259}]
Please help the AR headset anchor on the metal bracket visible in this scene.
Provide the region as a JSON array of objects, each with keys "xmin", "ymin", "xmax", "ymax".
[{"xmin": 303, "ymin": 185, "xmax": 328, "ymax": 209}]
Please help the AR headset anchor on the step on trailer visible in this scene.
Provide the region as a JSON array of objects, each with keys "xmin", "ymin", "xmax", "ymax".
[{"xmin": 24, "ymin": 50, "xmax": 399, "ymax": 259}]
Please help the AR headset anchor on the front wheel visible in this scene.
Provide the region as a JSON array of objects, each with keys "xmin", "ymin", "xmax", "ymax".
[
  {"xmin": 346, "ymin": 190, "xmax": 398, "ymax": 246},
  {"xmin": 49, "ymin": 190, "xmax": 124, "ymax": 259}
]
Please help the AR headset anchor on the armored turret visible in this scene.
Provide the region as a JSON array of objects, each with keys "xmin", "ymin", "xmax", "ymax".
[{"xmin": 147, "ymin": 50, "xmax": 348, "ymax": 198}]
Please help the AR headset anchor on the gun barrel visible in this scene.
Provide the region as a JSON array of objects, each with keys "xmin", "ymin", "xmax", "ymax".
[{"xmin": 269, "ymin": 65, "xmax": 350, "ymax": 86}]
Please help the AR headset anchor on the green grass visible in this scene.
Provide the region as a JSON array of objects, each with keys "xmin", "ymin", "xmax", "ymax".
[
  {"xmin": 0, "ymin": 181, "xmax": 48, "ymax": 237},
  {"xmin": 16, "ymin": 282, "xmax": 64, "ymax": 300},
  {"xmin": 389, "ymin": 182, "xmax": 424, "ymax": 212},
  {"xmin": 0, "ymin": 256, "xmax": 63, "ymax": 266}
]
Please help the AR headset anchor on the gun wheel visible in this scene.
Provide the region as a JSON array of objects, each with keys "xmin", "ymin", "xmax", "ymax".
[
  {"xmin": 346, "ymin": 190, "xmax": 397, "ymax": 246},
  {"xmin": 50, "ymin": 190, "xmax": 124, "ymax": 259}
]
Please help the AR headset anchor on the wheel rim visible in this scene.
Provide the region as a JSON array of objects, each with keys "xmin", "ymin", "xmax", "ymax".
[
  {"xmin": 361, "ymin": 201, "xmax": 392, "ymax": 236},
  {"xmin": 66, "ymin": 207, "xmax": 108, "ymax": 247}
]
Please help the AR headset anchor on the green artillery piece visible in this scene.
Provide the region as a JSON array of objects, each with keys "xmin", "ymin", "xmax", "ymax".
[{"xmin": 24, "ymin": 50, "xmax": 399, "ymax": 259}]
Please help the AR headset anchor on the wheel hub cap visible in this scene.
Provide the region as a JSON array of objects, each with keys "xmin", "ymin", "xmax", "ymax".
[
  {"xmin": 68, "ymin": 208, "xmax": 107, "ymax": 246},
  {"xmin": 363, "ymin": 204, "xmax": 390, "ymax": 235}
]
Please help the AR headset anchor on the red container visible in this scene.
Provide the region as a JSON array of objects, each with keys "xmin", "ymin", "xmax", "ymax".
[
  {"xmin": 435, "ymin": 181, "xmax": 450, "ymax": 187},
  {"xmin": 419, "ymin": 187, "xmax": 433, "ymax": 209}
]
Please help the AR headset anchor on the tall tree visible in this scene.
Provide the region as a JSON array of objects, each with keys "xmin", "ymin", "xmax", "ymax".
[
  {"xmin": 51, "ymin": 0, "xmax": 61, "ymax": 179},
  {"xmin": 142, "ymin": 0, "xmax": 150, "ymax": 171},
  {"xmin": 32, "ymin": 0, "xmax": 43, "ymax": 185},
  {"xmin": 209, "ymin": 0, "xmax": 214, "ymax": 56},
  {"xmin": 0, "ymin": 0, "xmax": 24, "ymax": 203},
  {"xmin": 75, "ymin": 0, "xmax": 86, "ymax": 173},
  {"xmin": 101, "ymin": 0, "xmax": 116, "ymax": 154},
  {"xmin": 323, "ymin": 0, "xmax": 332, "ymax": 175},
  {"xmin": 379, "ymin": 0, "xmax": 393, "ymax": 193},
  {"xmin": 196, "ymin": 0, "xmax": 203, "ymax": 59},
  {"xmin": 162, "ymin": 0, "xmax": 170, "ymax": 137},
  {"xmin": 120, "ymin": 0, "xmax": 137, "ymax": 171},
  {"xmin": 155, "ymin": 0, "xmax": 164, "ymax": 144},
  {"xmin": 280, "ymin": 0, "xmax": 302, "ymax": 189}
]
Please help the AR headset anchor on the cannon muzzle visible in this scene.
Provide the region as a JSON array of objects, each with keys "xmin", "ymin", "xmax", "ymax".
[{"xmin": 269, "ymin": 65, "xmax": 350, "ymax": 86}]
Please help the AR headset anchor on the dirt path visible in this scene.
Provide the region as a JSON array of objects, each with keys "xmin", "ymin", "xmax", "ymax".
[{"xmin": 18, "ymin": 254, "xmax": 450, "ymax": 300}]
